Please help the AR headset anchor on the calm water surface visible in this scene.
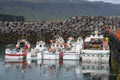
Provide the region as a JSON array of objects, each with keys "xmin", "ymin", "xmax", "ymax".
[{"xmin": 0, "ymin": 44, "xmax": 112, "ymax": 80}]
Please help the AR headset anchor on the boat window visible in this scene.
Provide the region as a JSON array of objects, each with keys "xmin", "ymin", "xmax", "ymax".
[
  {"xmin": 94, "ymin": 55, "xmax": 96, "ymax": 57},
  {"xmin": 104, "ymin": 55, "xmax": 106, "ymax": 57},
  {"xmin": 6, "ymin": 44, "xmax": 15, "ymax": 49},
  {"xmin": 101, "ymin": 54, "xmax": 104, "ymax": 57},
  {"xmin": 92, "ymin": 66, "xmax": 95, "ymax": 69},
  {"xmin": 39, "ymin": 45, "xmax": 42, "ymax": 47},
  {"xmin": 82, "ymin": 66, "xmax": 85, "ymax": 70},
  {"xmin": 60, "ymin": 45, "xmax": 63, "ymax": 48},
  {"xmin": 108, "ymin": 54, "xmax": 109, "ymax": 57},
  {"xmin": 107, "ymin": 66, "xmax": 109, "ymax": 71},
  {"xmin": 53, "ymin": 45, "xmax": 55, "ymax": 46},
  {"xmin": 101, "ymin": 66, "xmax": 104, "ymax": 69},
  {"xmin": 56, "ymin": 45, "xmax": 59, "ymax": 47},
  {"xmin": 87, "ymin": 66, "xmax": 90, "ymax": 69}
]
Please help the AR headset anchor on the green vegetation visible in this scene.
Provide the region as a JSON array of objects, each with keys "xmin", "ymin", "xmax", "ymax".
[
  {"xmin": 0, "ymin": 14, "xmax": 25, "ymax": 21},
  {"xmin": 1, "ymin": 1, "xmax": 120, "ymax": 21}
]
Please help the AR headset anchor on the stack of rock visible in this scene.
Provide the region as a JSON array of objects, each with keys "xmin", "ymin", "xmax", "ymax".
[{"xmin": 0, "ymin": 16, "xmax": 120, "ymax": 43}]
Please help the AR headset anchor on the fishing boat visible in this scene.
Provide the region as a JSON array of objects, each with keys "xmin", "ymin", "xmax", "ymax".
[
  {"xmin": 63, "ymin": 37, "xmax": 83, "ymax": 60},
  {"xmin": 5, "ymin": 39, "xmax": 30, "ymax": 61},
  {"xmin": 42, "ymin": 35, "xmax": 65, "ymax": 60},
  {"xmin": 81, "ymin": 30, "xmax": 109, "ymax": 63},
  {"xmin": 26, "ymin": 41, "xmax": 46, "ymax": 60},
  {"xmin": 27, "ymin": 35, "xmax": 64, "ymax": 60}
]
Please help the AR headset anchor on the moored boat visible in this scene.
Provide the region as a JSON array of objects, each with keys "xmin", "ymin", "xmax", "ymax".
[
  {"xmin": 82, "ymin": 30, "xmax": 109, "ymax": 63},
  {"xmin": 5, "ymin": 39, "xmax": 30, "ymax": 61},
  {"xmin": 27, "ymin": 35, "xmax": 65, "ymax": 60},
  {"xmin": 26, "ymin": 41, "xmax": 46, "ymax": 60},
  {"xmin": 42, "ymin": 35, "xmax": 65, "ymax": 60},
  {"xmin": 63, "ymin": 37, "xmax": 83, "ymax": 60}
]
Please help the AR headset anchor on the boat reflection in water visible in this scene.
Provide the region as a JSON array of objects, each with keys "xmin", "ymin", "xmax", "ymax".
[{"xmin": 4, "ymin": 60, "xmax": 110, "ymax": 80}]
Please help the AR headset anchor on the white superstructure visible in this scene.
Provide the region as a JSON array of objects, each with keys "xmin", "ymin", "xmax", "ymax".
[{"xmin": 82, "ymin": 30, "xmax": 109, "ymax": 63}]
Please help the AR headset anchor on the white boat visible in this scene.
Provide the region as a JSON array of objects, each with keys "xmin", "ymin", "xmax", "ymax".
[
  {"xmin": 42, "ymin": 35, "xmax": 65, "ymax": 60},
  {"xmin": 82, "ymin": 30, "xmax": 110, "ymax": 63},
  {"xmin": 5, "ymin": 39, "xmax": 30, "ymax": 61},
  {"xmin": 26, "ymin": 41, "xmax": 46, "ymax": 60},
  {"xmin": 63, "ymin": 37, "xmax": 83, "ymax": 60},
  {"xmin": 27, "ymin": 35, "xmax": 65, "ymax": 60}
]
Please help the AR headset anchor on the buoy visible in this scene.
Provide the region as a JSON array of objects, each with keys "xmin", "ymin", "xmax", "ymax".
[
  {"xmin": 25, "ymin": 44, "xmax": 29, "ymax": 49},
  {"xmin": 22, "ymin": 39, "xmax": 25, "ymax": 43},
  {"xmin": 50, "ymin": 40, "xmax": 53, "ymax": 43},
  {"xmin": 105, "ymin": 37, "xmax": 109, "ymax": 42},
  {"xmin": 84, "ymin": 45, "xmax": 87, "ymax": 49},
  {"xmin": 64, "ymin": 43, "xmax": 67, "ymax": 47},
  {"xmin": 48, "ymin": 48, "xmax": 52, "ymax": 52},
  {"xmin": 16, "ymin": 44, "xmax": 19, "ymax": 48},
  {"xmin": 59, "ymin": 51, "xmax": 64, "ymax": 65}
]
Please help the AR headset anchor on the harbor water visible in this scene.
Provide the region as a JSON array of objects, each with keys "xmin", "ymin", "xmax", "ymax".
[{"xmin": 0, "ymin": 44, "xmax": 115, "ymax": 80}]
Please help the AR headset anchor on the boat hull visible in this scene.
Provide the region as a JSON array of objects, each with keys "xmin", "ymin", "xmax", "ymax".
[
  {"xmin": 43, "ymin": 54, "xmax": 59, "ymax": 60},
  {"xmin": 42, "ymin": 51, "xmax": 60, "ymax": 60},
  {"xmin": 82, "ymin": 49, "xmax": 109, "ymax": 54},
  {"xmin": 63, "ymin": 51, "xmax": 80, "ymax": 60},
  {"xmin": 5, "ymin": 55, "xmax": 25, "ymax": 61},
  {"xmin": 5, "ymin": 49, "xmax": 28, "ymax": 61},
  {"xmin": 27, "ymin": 51, "xmax": 60, "ymax": 60},
  {"xmin": 82, "ymin": 49, "xmax": 110, "ymax": 63},
  {"xmin": 26, "ymin": 52, "xmax": 42, "ymax": 60},
  {"xmin": 63, "ymin": 54, "xmax": 79, "ymax": 60}
]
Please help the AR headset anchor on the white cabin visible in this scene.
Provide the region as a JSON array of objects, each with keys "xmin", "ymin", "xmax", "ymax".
[
  {"xmin": 42, "ymin": 36, "xmax": 65, "ymax": 60},
  {"xmin": 82, "ymin": 30, "xmax": 109, "ymax": 63},
  {"xmin": 27, "ymin": 41, "xmax": 46, "ymax": 60},
  {"xmin": 35, "ymin": 41, "xmax": 46, "ymax": 52},
  {"xmin": 63, "ymin": 37, "xmax": 83, "ymax": 60}
]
